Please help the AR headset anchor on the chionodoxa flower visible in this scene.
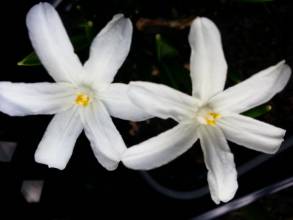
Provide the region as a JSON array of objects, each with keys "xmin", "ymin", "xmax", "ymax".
[
  {"xmin": 0, "ymin": 3, "xmax": 150, "ymax": 170},
  {"xmin": 122, "ymin": 17, "xmax": 291, "ymax": 204}
]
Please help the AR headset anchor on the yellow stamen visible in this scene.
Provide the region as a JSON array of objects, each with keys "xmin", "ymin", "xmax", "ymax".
[
  {"xmin": 205, "ymin": 112, "xmax": 221, "ymax": 126},
  {"xmin": 209, "ymin": 112, "xmax": 221, "ymax": 119},
  {"xmin": 75, "ymin": 93, "xmax": 90, "ymax": 107}
]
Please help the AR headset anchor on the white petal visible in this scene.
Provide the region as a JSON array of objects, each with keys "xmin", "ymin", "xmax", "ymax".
[
  {"xmin": 199, "ymin": 126, "xmax": 238, "ymax": 204},
  {"xmin": 84, "ymin": 14, "xmax": 132, "ymax": 85},
  {"xmin": 35, "ymin": 107, "xmax": 83, "ymax": 170},
  {"xmin": 189, "ymin": 17, "xmax": 227, "ymax": 102},
  {"xmin": 26, "ymin": 3, "xmax": 83, "ymax": 83},
  {"xmin": 128, "ymin": 82, "xmax": 201, "ymax": 122},
  {"xmin": 218, "ymin": 114, "xmax": 285, "ymax": 154},
  {"xmin": 122, "ymin": 122, "xmax": 199, "ymax": 170},
  {"xmin": 81, "ymin": 102, "xmax": 126, "ymax": 171},
  {"xmin": 0, "ymin": 82, "xmax": 75, "ymax": 116},
  {"xmin": 210, "ymin": 61, "xmax": 291, "ymax": 114},
  {"xmin": 100, "ymin": 83, "xmax": 152, "ymax": 121}
]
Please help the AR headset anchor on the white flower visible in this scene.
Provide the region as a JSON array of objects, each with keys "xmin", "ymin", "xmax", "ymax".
[
  {"xmin": 0, "ymin": 3, "xmax": 150, "ymax": 170},
  {"xmin": 122, "ymin": 17, "xmax": 291, "ymax": 204}
]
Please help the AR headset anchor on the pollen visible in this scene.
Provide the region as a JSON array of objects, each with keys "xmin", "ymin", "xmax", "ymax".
[
  {"xmin": 205, "ymin": 112, "xmax": 221, "ymax": 126},
  {"xmin": 75, "ymin": 93, "xmax": 90, "ymax": 107}
]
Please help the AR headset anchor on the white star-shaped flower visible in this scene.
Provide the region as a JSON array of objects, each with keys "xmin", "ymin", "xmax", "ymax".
[
  {"xmin": 122, "ymin": 17, "xmax": 291, "ymax": 204},
  {"xmin": 0, "ymin": 3, "xmax": 150, "ymax": 170}
]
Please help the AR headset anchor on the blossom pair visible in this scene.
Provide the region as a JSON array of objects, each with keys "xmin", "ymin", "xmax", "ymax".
[{"xmin": 0, "ymin": 2, "xmax": 290, "ymax": 204}]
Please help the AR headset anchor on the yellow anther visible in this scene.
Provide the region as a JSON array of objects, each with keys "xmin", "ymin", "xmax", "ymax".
[
  {"xmin": 208, "ymin": 112, "xmax": 221, "ymax": 119},
  {"xmin": 75, "ymin": 93, "xmax": 90, "ymax": 107},
  {"xmin": 205, "ymin": 112, "xmax": 221, "ymax": 126}
]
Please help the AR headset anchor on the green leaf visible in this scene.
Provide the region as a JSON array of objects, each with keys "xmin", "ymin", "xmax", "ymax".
[
  {"xmin": 243, "ymin": 104, "xmax": 272, "ymax": 118},
  {"xmin": 154, "ymin": 34, "xmax": 191, "ymax": 92},
  {"xmin": 155, "ymin": 34, "xmax": 178, "ymax": 61},
  {"xmin": 17, "ymin": 52, "xmax": 41, "ymax": 66}
]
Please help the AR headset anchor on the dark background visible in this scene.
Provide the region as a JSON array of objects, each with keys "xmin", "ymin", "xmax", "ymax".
[{"xmin": 0, "ymin": 0, "xmax": 293, "ymax": 219}]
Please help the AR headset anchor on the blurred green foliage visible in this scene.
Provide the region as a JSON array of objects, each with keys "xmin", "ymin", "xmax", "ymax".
[{"xmin": 155, "ymin": 34, "xmax": 178, "ymax": 60}]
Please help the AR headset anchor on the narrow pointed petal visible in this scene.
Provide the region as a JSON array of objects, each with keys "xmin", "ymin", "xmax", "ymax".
[
  {"xmin": 210, "ymin": 61, "xmax": 291, "ymax": 114},
  {"xmin": 84, "ymin": 14, "xmax": 132, "ymax": 85},
  {"xmin": 122, "ymin": 122, "xmax": 199, "ymax": 170},
  {"xmin": 218, "ymin": 114, "xmax": 285, "ymax": 154},
  {"xmin": 101, "ymin": 83, "xmax": 152, "ymax": 121},
  {"xmin": 200, "ymin": 126, "xmax": 238, "ymax": 204},
  {"xmin": 35, "ymin": 107, "xmax": 83, "ymax": 170},
  {"xmin": 128, "ymin": 82, "xmax": 201, "ymax": 122},
  {"xmin": 189, "ymin": 17, "xmax": 227, "ymax": 102},
  {"xmin": 26, "ymin": 3, "xmax": 83, "ymax": 83},
  {"xmin": 81, "ymin": 102, "xmax": 126, "ymax": 171},
  {"xmin": 0, "ymin": 82, "xmax": 75, "ymax": 116}
]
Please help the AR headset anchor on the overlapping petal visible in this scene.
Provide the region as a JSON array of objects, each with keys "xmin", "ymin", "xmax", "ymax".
[
  {"xmin": 199, "ymin": 126, "xmax": 238, "ymax": 204},
  {"xmin": 101, "ymin": 83, "xmax": 152, "ymax": 121},
  {"xmin": 189, "ymin": 17, "xmax": 227, "ymax": 102},
  {"xmin": 210, "ymin": 61, "xmax": 291, "ymax": 114},
  {"xmin": 34, "ymin": 107, "xmax": 83, "ymax": 170},
  {"xmin": 84, "ymin": 14, "xmax": 132, "ymax": 85},
  {"xmin": 122, "ymin": 122, "xmax": 199, "ymax": 170},
  {"xmin": 0, "ymin": 82, "xmax": 75, "ymax": 116},
  {"xmin": 128, "ymin": 82, "xmax": 201, "ymax": 122},
  {"xmin": 218, "ymin": 114, "xmax": 285, "ymax": 154},
  {"xmin": 81, "ymin": 102, "xmax": 126, "ymax": 171},
  {"xmin": 26, "ymin": 3, "xmax": 83, "ymax": 83}
]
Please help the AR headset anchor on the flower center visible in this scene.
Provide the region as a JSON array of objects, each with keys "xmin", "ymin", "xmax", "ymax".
[
  {"xmin": 204, "ymin": 112, "xmax": 221, "ymax": 126},
  {"xmin": 75, "ymin": 92, "xmax": 91, "ymax": 107},
  {"xmin": 196, "ymin": 106, "xmax": 221, "ymax": 126}
]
